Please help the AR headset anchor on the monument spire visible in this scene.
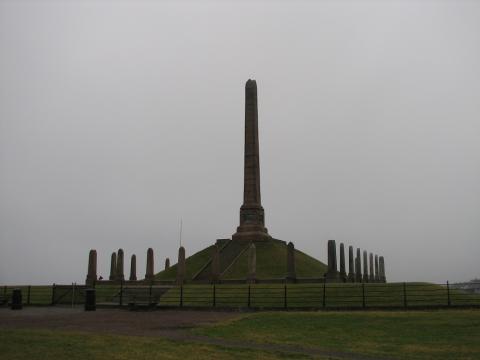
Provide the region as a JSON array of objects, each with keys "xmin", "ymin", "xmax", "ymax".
[{"xmin": 232, "ymin": 80, "xmax": 271, "ymax": 242}]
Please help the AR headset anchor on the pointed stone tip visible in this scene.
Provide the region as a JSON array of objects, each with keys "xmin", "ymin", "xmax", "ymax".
[{"xmin": 246, "ymin": 79, "xmax": 257, "ymax": 88}]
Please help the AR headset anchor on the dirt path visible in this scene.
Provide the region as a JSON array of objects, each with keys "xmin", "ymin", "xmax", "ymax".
[{"xmin": 0, "ymin": 307, "xmax": 391, "ymax": 360}]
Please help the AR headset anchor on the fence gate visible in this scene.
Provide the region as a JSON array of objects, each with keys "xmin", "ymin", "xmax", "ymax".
[{"xmin": 52, "ymin": 284, "xmax": 86, "ymax": 306}]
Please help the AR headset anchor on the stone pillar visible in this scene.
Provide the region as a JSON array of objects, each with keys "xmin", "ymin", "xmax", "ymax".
[
  {"xmin": 109, "ymin": 252, "xmax": 117, "ymax": 280},
  {"xmin": 129, "ymin": 254, "xmax": 137, "ymax": 281},
  {"xmin": 145, "ymin": 248, "xmax": 154, "ymax": 281},
  {"xmin": 375, "ymin": 255, "xmax": 379, "ymax": 282},
  {"xmin": 247, "ymin": 243, "xmax": 256, "ymax": 283},
  {"xmin": 176, "ymin": 246, "xmax": 186, "ymax": 285},
  {"xmin": 362, "ymin": 250, "xmax": 368, "ymax": 283},
  {"xmin": 339, "ymin": 243, "xmax": 346, "ymax": 282},
  {"xmin": 369, "ymin": 253, "xmax": 375, "ymax": 282},
  {"xmin": 355, "ymin": 248, "xmax": 362, "ymax": 283},
  {"xmin": 211, "ymin": 245, "xmax": 220, "ymax": 283},
  {"xmin": 347, "ymin": 246, "xmax": 355, "ymax": 282},
  {"xmin": 379, "ymin": 256, "xmax": 386, "ymax": 282},
  {"xmin": 116, "ymin": 249, "xmax": 124, "ymax": 281},
  {"xmin": 325, "ymin": 240, "xmax": 340, "ymax": 282},
  {"xmin": 286, "ymin": 242, "xmax": 296, "ymax": 282},
  {"xmin": 86, "ymin": 249, "xmax": 97, "ymax": 285},
  {"xmin": 232, "ymin": 80, "xmax": 270, "ymax": 242},
  {"xmin": 165, "ymin": 258, "xmax": 170, "ymax": 270}
]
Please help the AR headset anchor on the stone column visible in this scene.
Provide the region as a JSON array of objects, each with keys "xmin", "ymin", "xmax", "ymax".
[
  {"xmin": 286, "ymin": 242, "xmax": 296, "ymax": 282},
  {"xmin": 369, "ymin": 253, "xmax": 375, "ymax": 282},
  {"xmin": 375, "ymin": 255, "xmax": 379, "ymax": 282},
  {"xmin": 176, "ymin": 246, "xmax": 186, "ymax": 285},
  {"xmin": 355, "ymin": 248, "xmax": 362, "ymax": 282},
  {"xmin": 165, "ymin": 258, "xmax": 170, "ymax": 270},
  {"xmin": 362, "ymin": 250, "xmax": 368, "ymax": 283},
  {"xmin": 347, "ymin": 246, "xmax": 355, "ymax": 282},
  {"xmin": 109, "ymin": 252, "xmax": 117, "ymax": 280},
  {"xmin": 247, "ymin": 243, "xmax": 256, "ymax": 283},
  {"xmin": 232, "ymin": 80, "xmax": 270, "ymax": 242},
  {"xmin": 129, "ymin": 254, "xmax": 137, "ymax": 281},
  {"xmin": 116, "ymin": 249, "xmax": 124, "ymax": 281},
  {"xmin": 379, "ymin": 256, "xmax": 386, "ymax": 283},
  {"xmin": 211, "ymin": 244, "xmax": 220, "ymax": 283},
  {"xmin": 325, "ymin": 240, "xmax": 340, "ymax": 282},
  {"xmin": 339, "ymin": 243, "xmax": 346, "ymax": 282},
  {"xmin": 145, "ymin": 248, "xmax": 154, "ymax": 281},
  {"xmin": 86, "ymin": 249, "xmax": 97, "ymax": 285}
]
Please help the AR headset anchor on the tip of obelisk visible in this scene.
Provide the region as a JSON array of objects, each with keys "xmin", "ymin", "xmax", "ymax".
[{"xmin": 246, "ymin": 79, "xmax": 257, "ymax": 88}]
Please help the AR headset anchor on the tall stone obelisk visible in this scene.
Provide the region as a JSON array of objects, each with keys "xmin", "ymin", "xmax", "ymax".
[{"xmin": 232, "ymin": 80, "xmax": 271, "ymax": 242}]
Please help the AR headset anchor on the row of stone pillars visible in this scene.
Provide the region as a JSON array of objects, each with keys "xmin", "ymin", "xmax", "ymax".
[
  {"xmin": 86, "ymin": 248, "xmax": 173, "ymax": 285},
  {"xmin": 324, "ymin": 240, "xmax": 386, "ymax": 283}
]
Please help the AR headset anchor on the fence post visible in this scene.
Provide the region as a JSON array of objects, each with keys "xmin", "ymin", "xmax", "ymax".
[
  {"xmin": 27, "ymin": 286, "xmax": 31, "ymax": 305},
  {"xmin": 403, "ymin": 282, "xmax": 407, "ymax": 309},
  {"xmin": 51, "ymin": 284, "xmax": 56, "ymax": 305},
  {"xmin": 362, "ymin": 282, "xmax": 366, "ymax": 309},
  {"xmin": 322, "ymin": 283, "xmax": 326, "ymax": 308},
  {"xmin": 284, "ymin": 284, "xmax": 287, "ymax": 309},
  {"xmin": 180, "ymin": 285, "xmax": 183, "ymax": 307},
  {"xmin": 119, "ymin": 281, "xmax": 123, "ymax": 307},
  {"xmin": 247, "ymin": 285, "xmax": 251, "ymax": 308},
  {"xmin": 447, "ymin": 281, "xmax": 451, "ymax": 307},
  {"xmin": 212, "ymin": 285, "xmax": 216, "ymax": 307}
]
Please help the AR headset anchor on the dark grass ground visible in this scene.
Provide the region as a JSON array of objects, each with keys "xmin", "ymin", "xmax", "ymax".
[{"xmin": 0, "ymin": 307, "xmax": 479, "ymax": 360}]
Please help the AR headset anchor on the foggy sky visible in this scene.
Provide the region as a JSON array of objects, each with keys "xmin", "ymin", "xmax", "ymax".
[{"xmin": 1, "ymin": 0, "xmax": 479, "ymax": 285}]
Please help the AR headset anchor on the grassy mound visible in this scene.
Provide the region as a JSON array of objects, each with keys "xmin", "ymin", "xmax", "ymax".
[{"xmin": 154, "ymin": 239, "xmax": 328, "ymax": 281}]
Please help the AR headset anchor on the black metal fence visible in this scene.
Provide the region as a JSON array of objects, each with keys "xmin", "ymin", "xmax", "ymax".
[{"xmin": 1, "ymin": 282, "xmax": 479, "ymax": 310}]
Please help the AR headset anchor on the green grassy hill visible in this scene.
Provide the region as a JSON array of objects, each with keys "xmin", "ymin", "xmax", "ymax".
[{"xmin": 154, "ymin": 239, "xmax": 328, "ymax": 282}]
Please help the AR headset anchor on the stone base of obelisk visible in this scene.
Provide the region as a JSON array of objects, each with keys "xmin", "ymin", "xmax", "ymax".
[{"xmin": 232, "ymin": 228, "xmax": 271, "ymax": 242}]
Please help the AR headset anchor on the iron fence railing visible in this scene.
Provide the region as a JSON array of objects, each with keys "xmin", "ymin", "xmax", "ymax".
[{"xmin": 1, "ymin": 282, "xmax": 479, "ymax": 310}]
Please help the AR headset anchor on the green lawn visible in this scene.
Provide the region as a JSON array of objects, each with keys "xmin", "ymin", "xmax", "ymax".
[
  {"xmin": 193, "ymin": 310, "xmax": 480, "ymax": 360},
  {"xmin": 0, "ymin": 329, "xmax": 308, "ymax": 360}
]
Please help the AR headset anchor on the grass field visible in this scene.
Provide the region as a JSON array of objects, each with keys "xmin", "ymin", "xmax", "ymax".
[
  {"xmin": 0, "ymin": 329, "xmax": 305, "ymax": 360},
  {"xmin": 1, "ymin": 309, "xmax": 479, "ymax": 359},
  {"xmin": 193, "ymin": 309, "xmax": 480, "ymax": 360}
]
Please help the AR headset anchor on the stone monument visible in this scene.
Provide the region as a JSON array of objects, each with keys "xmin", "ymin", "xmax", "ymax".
[
  {"xmin": 347, "ymin": 246, "xmax": 355, "ymax": 282},
  {"xmin": 176, "ymin": 246, "xmax": 186, "ymax": 285},
  {"xmin": 129, "ymin": 254, "xmax": 137, "ymax": 281},
  {"xmin": 116, "ymin": 249, "xmax": 124, "ymax": 281},
  {"xmin": 286, "ymin": 242, "xmax": 296, "ymax": 282},
  {"xmin": 86, "ymin": 249, "xmax": 97, "ymax": 285},
  {"xmin": 145, "ymin": 248, "xmax": 154, "ymax": 281},
  {"xmin": 232, "ymin": 80, "xmax": 271, "ymax": 242},
  {"xmin": 109, "ymin": 252, "xmax": 117, "ymax": 281}
]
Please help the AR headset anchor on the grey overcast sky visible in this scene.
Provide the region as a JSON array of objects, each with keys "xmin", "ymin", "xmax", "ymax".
[{"xmin": 1, "ymin": 0, "xmax": 479, "ymax": 285}]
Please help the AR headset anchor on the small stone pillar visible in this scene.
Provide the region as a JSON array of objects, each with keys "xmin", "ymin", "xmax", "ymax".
[
  {"xmin": 165, "ymin": 258, "xmax": 170, "ymax": 270},
  {"xmin": 362, "ymin": 250, "xmax": 369, "ymax": 283},
  {"xmin": 145, "ymin": 248, "xmax": 154, "ymax": 281},
  {"xmin": 247, "ymin": 243, "xmax": 256, "ymax": 283},
  {"xmin": 379, "ymin": 256, "xmax": 386, "ymax": 282},
  {"xmin": 109, "ymin": 252, "xmax": 117, "ymax": 280},
  {"xmin": 375, "ymin": 255, "xmax": 379, "ymax": 282},
  {"xmin": 355, "ymin": 248, "xmax": 362, "ymax": 283},
  {"xmin": 211, "ymin": 244, "xmax": 220, "ymax": 283},
  {"xmin": 347, "ymin": 246, "xmax": 355, "ymax": 282},
  {"xmin": 325, "ymin": 240, "xmax": 340, "ymax": 282},
  {"xmin": 176, "ymin": 246, "xmax": 186, "ymax": 285},
  {"xmin": 286, "ymin": 242, "xmax": 296, "ymax": 282},
  {"xmin": 86, "ymin": 249, "xmax": 97, "ymax": 286},
  {"xmin": 116, "ymin": 249, "xmax": 125, "ymax": 281},
  {"xmin": 129, "ymin": 254, "xmax": 137, "ymax": 281},
  {"xmin": 369, "ymin": 253, "xmax": 375, "ymax": 282},
  {"xmin": 339, "ymin": 243, "xmax": 346, "ymax": 282}
]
